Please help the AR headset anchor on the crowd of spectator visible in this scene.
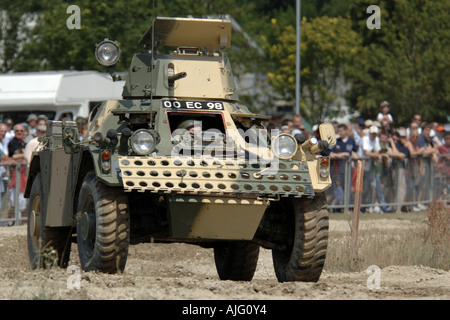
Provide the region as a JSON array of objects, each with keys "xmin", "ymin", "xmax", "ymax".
[
  {"xmin": 0, "ymin": 104, "xmax": 449, "ymax": 222},
  {"xmin": 267, "ymin": 100, "xmax": 450, "ymax": 213},
  {"xmin": 0, "ymin": 114, "xmax": 88, "ymax": 225}
]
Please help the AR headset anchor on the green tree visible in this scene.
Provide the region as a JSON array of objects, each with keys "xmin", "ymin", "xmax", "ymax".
[
  {"xmin": 4, "ymin": 0, "xmax": 251, "ymax": 72},
  {"xmin": 8, "ymin": 0, "xmax": 160, "ymax": 72},
  {"xmin": 264, "ymin": 16, "xmax": 360, "ymax": 122},
  {"xmin": 0, "ymin": 1, "xmax": 43, "ymax": 72},
  {"xmin": 347, "ymin": 0, "xmax": 450, "ymax": 124}
]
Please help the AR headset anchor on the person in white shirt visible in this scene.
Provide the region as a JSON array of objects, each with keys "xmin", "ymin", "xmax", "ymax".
[
  {"xmin": 4, "ymin": 119, "xmax": 15, "ymax": 143},
  {"xmin": 24, "ymin": 125, "xmax": 47, "ymax": 164},
  {"xmin": 0, "ymin": 123, "xmax": 10, "ymax": 156},
  {"xmin": 358, "ymin": 126, "xmax": 390, "ymax": 213},
  {"xmin": 376, "ymin": 101, "xmax": 393, "ymax": 127}
]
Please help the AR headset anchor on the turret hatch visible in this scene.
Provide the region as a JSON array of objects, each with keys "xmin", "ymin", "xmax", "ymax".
[{"xmin": 139, "ymin": 17, "xmax": 232, "ymax": 55}]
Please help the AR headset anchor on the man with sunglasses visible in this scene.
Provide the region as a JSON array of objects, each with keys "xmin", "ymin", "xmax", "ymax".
[
  {"xmin": 7, "ymin": 124, "xmax": 27, "ymax": 157},
  {"xmin": 6, "ymin": 123, "xmax": 28, "ymax": 226}
]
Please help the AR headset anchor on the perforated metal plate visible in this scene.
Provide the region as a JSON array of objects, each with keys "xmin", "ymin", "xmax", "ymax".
[{"xmin": 118, "ymin": 156, "xmax": 314, "ymax": 197}]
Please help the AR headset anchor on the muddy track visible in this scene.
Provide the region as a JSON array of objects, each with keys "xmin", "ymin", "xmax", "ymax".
[{"xmin": 0, "ymin": 219, "xmax": 448, "ymax": 300}]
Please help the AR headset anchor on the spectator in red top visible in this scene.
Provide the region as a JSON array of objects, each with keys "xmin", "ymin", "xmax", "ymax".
[
  {"xmin": 6, "ymin": 149, "xmax": 28, "ymax": 226},
  {"xmin": 438, "ymin": 132, "xmax": 450, "ymax": 176},
  {"xmin": 436, "ymin": 132, "xmax": 450, "ymax": 202},
  {"xmin": 6, "ymin": 125, "xmax": 28, "ymax": 226}
]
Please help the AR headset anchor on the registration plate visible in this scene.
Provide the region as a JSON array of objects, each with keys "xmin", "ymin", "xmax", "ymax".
[{"xmin": 163, "ymin": 100, "xmax": 224, "ymax": 111}]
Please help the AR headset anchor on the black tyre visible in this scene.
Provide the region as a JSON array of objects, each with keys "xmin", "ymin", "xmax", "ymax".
[
  {"xmin": 27, "ymin": 173, "xmax": 71, "ymax": 269},
  {"xmin": 214, "ymin": 241, "xmax": 259, "ymax": 281},
  {"xmin": 272, "ymin": 193, "xmax": 329, "ymax": 282},
  {"xmin": 76, "ymin": 171, "xmax": 130, "ymax": 273}
]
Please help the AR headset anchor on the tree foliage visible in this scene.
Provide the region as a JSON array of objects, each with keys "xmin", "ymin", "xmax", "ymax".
[
  {"xmin": 0, "ymin": 1, "xmax": 43, "ymax": 72},
  {"xmin": 347, "ymin": 0, "xmax": 450, "ymax": 124},
  {"xmin": 264, "ymin": 16, "xmax": 360, "ymax": 122},
  {"xmin": 1, "ymin": 0, "xmax": 248, "ymax": 72},
  {"xmin": 1, "ymin": 0, "xmax": 448, "ymax": 123}
]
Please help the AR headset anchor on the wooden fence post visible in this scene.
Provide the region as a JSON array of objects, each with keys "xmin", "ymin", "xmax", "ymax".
[{"xmin": 351, "ymin": 160, "xmax": 365, "ymax": 255}]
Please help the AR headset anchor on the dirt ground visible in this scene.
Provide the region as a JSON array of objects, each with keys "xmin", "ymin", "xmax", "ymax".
[{"xmin": 0, "ymin": 218, "xmax": 448, "ymax": 300}]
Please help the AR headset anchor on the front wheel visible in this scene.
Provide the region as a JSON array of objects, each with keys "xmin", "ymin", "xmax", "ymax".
[
  {"xmin": 272, "ymin": 193, "xmax": 329, "ymax": 282},
  {"xmin": 27, "ymin": 173, "xmax": 71, "ymax": 269},
  {"xmin": 76, "ymin": 171, "xmax": 130, "ymax": 273},
  {"xmin": 214, "ymin": 241, "xmax": 260, "ymax": 281}
]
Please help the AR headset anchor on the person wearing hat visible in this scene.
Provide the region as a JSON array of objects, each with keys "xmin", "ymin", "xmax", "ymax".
[
  {"xmin": 358, "ymin": 125, "xmax": 390, "ymax": 212},
  {"xmin": 27, "ymin": 113, "xmax": 38, "ymax": 136},
  {"xmin": 37, "ymin": 114, "xmax": 48, "ymax": 122},
  {"xmin": 358, "ymin": 126, "xmax": 380, "ymax": 176},
  {"xmin": 171, "ymin": 119, "xmax": 204, "ymax": 158},
  {"xmin": 364, "ymin": 119, "xmax": 373, "ymax": 128},
  {"xmin": 172, "ymin": 119, "xmax": 202, "ymax": 141},
  {"xmin": 433, "ymin": 125, "xmax": 445, "ymax": 147},
  {"xmin": 377, "ymin": 101, "xmax": 393, "ymax": 127},
  {"xmin": 24, "ymin": 124, "xmax": 47, "ymax": 164},
  {"xmin": 175, "ymin": 119, "xmax": 202, "ymax": 133}
]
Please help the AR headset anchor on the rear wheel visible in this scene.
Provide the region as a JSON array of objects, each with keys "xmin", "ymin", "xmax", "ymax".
[
  {"xmin": 214, "ymin": 241, "xmax": 259, "ymax": 281},
  {"xmin": 27, "ymin": 173, "xmax": 71, "ymax": 269},
  {"xmin": 76, "ymin": 171, "xmax": 130, "ymax": 273},
  {"xmin": 272, "ymin": 193, "xmax": 329, "ymax": 282}
]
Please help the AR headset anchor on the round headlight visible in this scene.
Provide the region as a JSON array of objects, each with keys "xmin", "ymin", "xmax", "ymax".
[
  {"xmin": 130, "ymin": 130, "xmax": 155, "ymax": 155},
  {"xmin": 272, "ymin": 134, "xmax": 298, "ymax": 160},
  {"xmin": 95, "ymin": 40, "xmax": 121, "ymax": 67}
]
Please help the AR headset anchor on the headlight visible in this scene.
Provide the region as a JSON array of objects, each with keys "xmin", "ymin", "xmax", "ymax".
[
  {"xmin": 95, "ymin": 40, "xmax": 121, "ymax": 66},
  {"xmin": 320, "ymin": 168, "xmax": 329, "ymax": 178},
  {"xmin": 272, "ymin": 134, "xmax": 298, "ymax": 160},
  {"xmin": 130, "ymin": 130, "xmax": 156, "ymax": 155}
]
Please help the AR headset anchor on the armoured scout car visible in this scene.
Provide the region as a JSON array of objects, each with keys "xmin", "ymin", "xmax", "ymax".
[{"xmin": 25, "ymin": 17, "xmax": 336, "ymax": 282}]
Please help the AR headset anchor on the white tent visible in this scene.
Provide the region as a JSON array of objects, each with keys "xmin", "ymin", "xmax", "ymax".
[{"xmin": 0, "ymin": 71, "xmax": 124, "ymax": 120}]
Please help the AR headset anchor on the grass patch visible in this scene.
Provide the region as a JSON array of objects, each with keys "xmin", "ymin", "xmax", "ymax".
[{"xmin": 326, "ymin": 208, "xmax": 449, "ymax": 272}]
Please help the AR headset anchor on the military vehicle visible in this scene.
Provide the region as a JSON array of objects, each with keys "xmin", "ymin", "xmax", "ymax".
[{"xmin": 25, "ymin": 17, "xmax": 336, "ymax": 282}]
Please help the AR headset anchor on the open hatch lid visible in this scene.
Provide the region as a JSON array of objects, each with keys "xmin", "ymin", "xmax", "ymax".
[{"xmin": 139, "ymin": 17, "xmax": 232, "ymax": 55}]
